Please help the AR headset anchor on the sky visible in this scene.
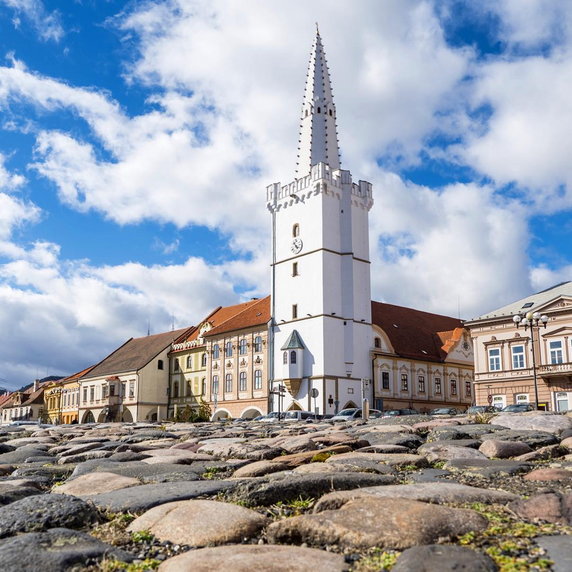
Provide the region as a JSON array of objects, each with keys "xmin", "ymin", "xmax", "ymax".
[{"xmin": 1, "ymin": 0, "xmax": 572, "ymax": 389}]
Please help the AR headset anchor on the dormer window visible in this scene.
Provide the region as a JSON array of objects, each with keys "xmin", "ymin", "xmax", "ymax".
[
  {"xmin": 158, "ymin": 359, "xmax": 164, "ymax": 370},
  {"xmin": 374, "ymin": 337, "xmax": 381, "ymax": 348}
]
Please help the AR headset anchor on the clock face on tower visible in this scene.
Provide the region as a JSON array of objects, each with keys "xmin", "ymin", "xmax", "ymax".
[{"xmin": 291, "ymin": 237, "xmax": 303, "ymax": 254}]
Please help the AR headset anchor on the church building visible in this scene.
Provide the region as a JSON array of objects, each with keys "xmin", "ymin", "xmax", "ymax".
[{"xmin": 266, "ymin": 29, "xmax": 473, "ymax": 416}]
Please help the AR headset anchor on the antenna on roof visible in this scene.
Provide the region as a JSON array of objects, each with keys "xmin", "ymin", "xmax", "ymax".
[
  {"xmin": 457, "ymin": 295, "xmax": 461, "ymax": 320},
  {"xmin": 147, "ymin": 318, "xmax": 151, "ymax": 337},
  {"xmin": 171, "ymin": 315, "xmax": 175, "ymax": 332}
]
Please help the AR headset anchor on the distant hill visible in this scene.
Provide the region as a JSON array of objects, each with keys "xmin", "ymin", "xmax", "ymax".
[{"xmin": 16, "ymin": 376, "xmax": 64, "ymax": 393}]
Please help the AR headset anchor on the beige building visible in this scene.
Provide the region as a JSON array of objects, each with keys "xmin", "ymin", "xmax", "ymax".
[
  {"xmin": 371, "ymin": 302, "xmax": 474, "ymax": 413},
  {"xmin": 168, "ymin": 301, "xmax": 267, "ymax": 419},
  {"xmin": 78, "ymin": 328, "xmax": 192, "ymax": 423},
  {"xmin": 466, "ymin": 281, "xmax": 572, "ymax": 411},
  {"xmin": 204, "ymin": 297, "xmax": 270, "ymax": 420}
]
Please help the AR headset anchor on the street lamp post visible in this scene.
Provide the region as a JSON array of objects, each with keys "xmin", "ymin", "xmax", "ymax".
[{"xmin": 512, "ymin": 311, "xmax": 548, "ymax": 410}]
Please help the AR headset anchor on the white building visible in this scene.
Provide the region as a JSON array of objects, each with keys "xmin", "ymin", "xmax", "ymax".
[{"xmin": 267, "ymin": 29, "xmax": 374, "ymax": 414}]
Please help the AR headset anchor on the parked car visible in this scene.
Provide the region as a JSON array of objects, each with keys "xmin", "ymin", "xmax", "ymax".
[
  {"xmin": 501, "ymin": 403, "xmax": 534, "ymax": 413},
  {"xmin": 381, "ymin": 408, "xmax": 419, "ymax": 417},
  {"xmin": 430, "ymin": 407, "xmax": 459, "ymax": 416},
  {"xmin": 467, "ymin": 405, "xmax": 499, "ymax": 415},
  {"xmin": 283, "ymin": 411, "xmax": 317, "ymax": 422},
  {"xmin": 330, "ymin": 408, "xmax": 381, "ymax": 421},
  {"xmin": 255, "ymin": 412, "xmax": 285, "ymax": 422}
]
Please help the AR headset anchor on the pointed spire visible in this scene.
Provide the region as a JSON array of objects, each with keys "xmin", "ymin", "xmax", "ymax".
[{"xmin": 296, "ymin": 27, "xmax": 341, "ymax": 178}]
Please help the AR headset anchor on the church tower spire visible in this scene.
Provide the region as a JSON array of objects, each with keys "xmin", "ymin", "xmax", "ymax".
[{"xmin": 296, "ymin": 26, "xmax": 340, "ymax": 177}]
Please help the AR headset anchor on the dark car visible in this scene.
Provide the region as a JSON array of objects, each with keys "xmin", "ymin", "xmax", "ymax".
[
  {"xmin": 382, "ymin": 408, "xmax": 419, "ymax": 417},
  {"xmin": 467, "ymin": 405, "xmax": 499, "ymax": 415},
  {"xmin": 430, "ymin": 407, "xmax": 459, "ymax": 416},
  {"xmin": 501, "ymin": 403, "xmax": 535, "ymax": 413}
]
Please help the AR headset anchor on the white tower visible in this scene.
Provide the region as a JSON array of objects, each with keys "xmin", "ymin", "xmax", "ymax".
[{"xmin": 267, "ymin": 28, "xmax": 373, "ymax": 414}]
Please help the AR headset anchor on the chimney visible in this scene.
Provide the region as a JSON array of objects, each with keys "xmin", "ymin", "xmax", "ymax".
[{"xmin": 33, "ymin": 379, "xmax": 39, "ymax": 392}]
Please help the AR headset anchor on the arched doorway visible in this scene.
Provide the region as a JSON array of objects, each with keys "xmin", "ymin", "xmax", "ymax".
[
  {"xmin": 122, "ymin": 408, "xmax": 133, "ymax": 422},
  {"xmin": 82, "ymin": 410, "xmax": 95, "ymax": 424}
]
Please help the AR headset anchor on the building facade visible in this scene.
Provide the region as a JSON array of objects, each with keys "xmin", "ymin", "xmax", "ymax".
[
  {"xmin": 371, "ymin": 302, "xmax": 473, "ymax": 412},
  {"xmin": 466, "ymin": 282, "xmax": 572, "ymax": 411},
  {"xmin": 79, "ymin": 328, "xmax": 192, "ymax": 423},
  {"xmin": 204, "ymin": 297, "xmax": 270, "ymax": 420},
  {"xmin": 267, "ymin": 29, "xmax": 374, "ymax": 416}
]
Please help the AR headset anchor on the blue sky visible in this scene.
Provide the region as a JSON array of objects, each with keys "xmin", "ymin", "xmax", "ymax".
[{"xmin": 1, "ymin": 0, "xmax": 572, "ymax": 389}]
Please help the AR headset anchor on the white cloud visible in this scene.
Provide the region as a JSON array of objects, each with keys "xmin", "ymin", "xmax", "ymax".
[
  {"xmin": 368, "ymin": 169, "xmax": 531, "ymax": 318},
  {"xmin": 0, "ymin": 0, "xmax": 64, "ymax": 42}
]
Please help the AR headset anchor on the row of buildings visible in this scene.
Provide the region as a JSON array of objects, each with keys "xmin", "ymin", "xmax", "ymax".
[
  {"xmin": 1, "ymin": 281, "xmax": 571, "ymax": 425},
  {"xmin": 0, "ymin": 295, "xmax": 474, "ymax": 424}
]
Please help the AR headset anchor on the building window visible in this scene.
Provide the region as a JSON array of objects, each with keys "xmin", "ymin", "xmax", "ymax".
[
  {"xmin": 239, "ymin": 371, "xmax": 247, "ymax": 392},
  {"xmin": 435, "ymin": 378, "xmax": 442, "ymax": 394},
  {"xmin": 492, "ymin": 395, "xmax": 505, "ymax": 409},
  {"xmin": 292, "ymin": 262, "xmax": 298, "ymax": 276},
  {"xmin": 465, "ymin": 381, "xmax": 472, "ymax": 396},
  {"xmin": 122, "ymin": 382, "xmax": 126, "ymax": 397},
  {"xmin": 451, "ymin": 379, "xmax": 457, "ymax": 395},
  {"xmin": 401, "ymin": 374, "xmax": 408, "ymax": 391},
  {"xmin": 293, "ymin": 223, "xmax": 300, "ymax": 237},
  {"xmin": 515, "ymin": 393, "xmax": 529, "ymax": 404},
  {"xmin": 158, "ymin": 359, "xmax": 164, "ymax": 370},
  {"xmin": 418, "ymin": 376, "xmax": 425, "ymax": 393},
  {"xmin": 173, "ymin": 382, "xmax": 179, "ymax": 398},
  {"xmin": 550, "ymin": 340, "xmax": 563, "ymax": 364},
  {"xmin": 213, "ymin": 344, "xmax": 220, "ymax": 359},
  {"xmin": 290, "ymin": 350, "xmax": 297, "ymax": 364},
  {"xmin": 225, "ymin": 373, "xmax": 232, "ymax": 393},
  {"xmin": 201, "ymin": 378, "xmax": 206, "ymax": 395},
  {"xmin": 89, "ymin": 386, "xmax": 95, "ymax": 402},
  {"xmin": 292, "ymin": 304, "xmax": 298, "ymax": 319},
  {"xmin": 173, "ymin": 358, "xmax": 180, "ymax": 372},
  {"xmin": 129, "ymin": 380, "xmax": 135, "ymax": 398},
  {"xmin": 283, "ymin": 351, "xmax": 288, "ymax": 364},
  {"xmin": 102, "ymin": 385, "xmax": 108, "ymax": 399},
  {"xmin": 225, "ymin": 341, "xmax": 233, "ymax": 357},
  {"xmin": 239, "ymin": 339, "xmax": 247, "ymax": 355},
  {"xmin": 488, "ymin": 348, "xmax": 501, "ymax": 371},
  {"xmin": 374, "ymin": 337, "xmax": 381, "ymax": 348},
  {"xmin": 109, "ymin": 384, "xmax": 115, "ymax": 396},
  {"xmin": 187, "ymin": 355, "xmax": 193, "ymax": 369},
  {"xmin": 511, "ymin": 345, "xmax": 525, "ymax": 369},
  {"xmin": 212, "ymin": 375, "xmax": 219, "ymax": 395},
  {"xmin": 254, "ymin": 370, "xmax": 262, "ymax": 390},
  {"xmin": 254, "ymin": 336, "xmax": 262, "ymax": 353},
  {"xmin": 381, "ymin": 371, "xmax": 389, "ymax": 390}
]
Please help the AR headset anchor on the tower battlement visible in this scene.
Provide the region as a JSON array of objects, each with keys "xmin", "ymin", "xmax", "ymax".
[{"xmin": 267, "ymin": 162, "xmax": 373, "ymax": 211}]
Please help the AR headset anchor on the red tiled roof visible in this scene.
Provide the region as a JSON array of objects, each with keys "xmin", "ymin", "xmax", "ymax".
[
  {"xmin": 205, "ymin": 297, "xmax": 270, "ymax": 337},
  {"xmin": 63, "ymin": 365, "xmax": 96, "ymax": 382},
  {"xmin": 371, "ymin": 301, "xmax": 464, "ymax": 363}
]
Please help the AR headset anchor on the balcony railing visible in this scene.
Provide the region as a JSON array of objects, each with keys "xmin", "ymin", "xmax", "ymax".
[{"xmin": 538, "ymin": 362, "xmax": 572, "ymax": 377}]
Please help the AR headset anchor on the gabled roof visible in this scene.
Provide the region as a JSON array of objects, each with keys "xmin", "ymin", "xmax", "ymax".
[
  {"xmin": 204, "ymin": 296, "xmax": 270, "ymax": 338},
  {"xmin": 63, "ymin": 365, "xmax": 96, "ymax": 382},
  {"xmin": 281, "ymin": 330, "xmax": 305, "ymax": 350},
  {"xmin": 467, "ymin": 281, "xmax": 572, "ymax": 322},
  {"xmin": 82, "ymin": 327, "xmax": 193, "ymax": 379},
  {"xmin": 371, "ymin": 301, "xmax": 465, "ymax": 363},
  {"xmin": 0, "ymin": 393, "xmax": 12, "ymax": 408}
]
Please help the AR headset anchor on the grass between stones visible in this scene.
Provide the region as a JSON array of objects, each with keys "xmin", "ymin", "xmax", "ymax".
[{"xmin": 455, "ymin": 502, "xmax": 572, "ymax": 571}]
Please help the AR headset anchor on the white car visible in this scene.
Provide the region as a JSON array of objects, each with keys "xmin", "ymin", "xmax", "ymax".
[{"xmin": 330, "ymin": 408, "xmax": 381, "ymax": 421}]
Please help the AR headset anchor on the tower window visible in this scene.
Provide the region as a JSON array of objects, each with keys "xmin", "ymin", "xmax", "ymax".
[
  {"xmin": 305, "ymin": 109, "xmax": 308, "ymax": 117},
  {"xmin": 374, "ymin": 337, "xmax": 381, "ymax": 348},
  {"xmin": 292, "ymin": 223, "xmax": 300, "ymax": 237},
  {"xmin": 317, "ymin": 106, "xmax": 321, "ymax": 113},
  {"xmin": 283, "ymin": 351, "xmax": 288, "ymax": 364},
  {"xmin": 292, "ymin": 304, "xmax": 298, "ymax": 319},
  {"xmin": 292, "ymin": 262, "xmax": 298, "ymax": 276},
  {"xmin": 329, "ymin": 109, "xmax": 332, "ymax": 116},
  {"xmin": 290, "ymin": 350, "xmax": 297, "ymax": 364}
]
